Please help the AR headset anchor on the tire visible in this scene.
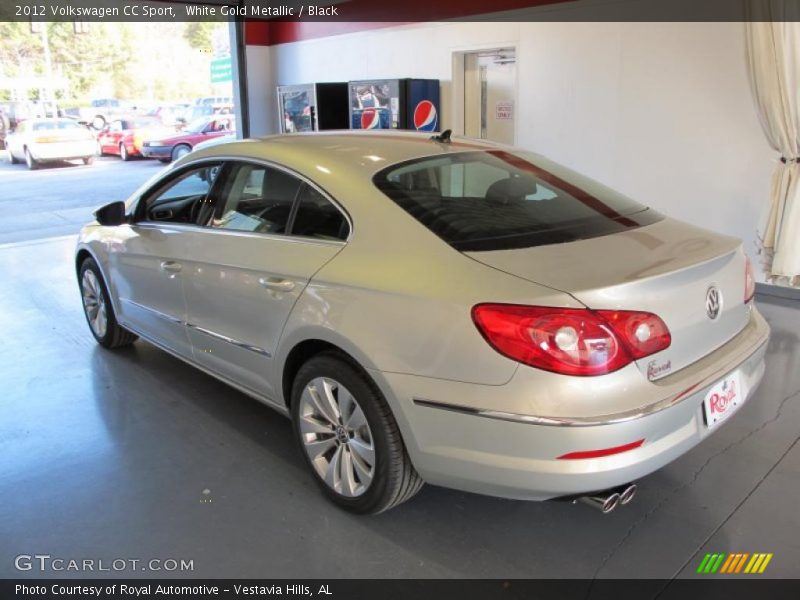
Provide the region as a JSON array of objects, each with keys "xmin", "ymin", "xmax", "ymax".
[
  {"xmin": 79, "ymin": 257, "xmax": 138, "ymax": 349},
  {"xmin": 291, "ymin": 352, "xmax": 423, "ymax": 514},
  {"xmin": 158, "ymin": 158, "xmax": 170, "ymax": 164},
  {"xmin": 25, "ymin": 148, "xmax": 38, "ymax": 170},
  {"xmin": 119, "ymin": 143, "xmax": 130, "ymax": 161},
  {"xmin": 83, "ymin": 155, "xmax": 94, "ymax": 165},
  {"xmin": 171, "ymin": 144, "xmax": 191, "ymax": 162},
  {"xmin": 8, "ymin": 148, "xmax": 19, "ymax": 164}
]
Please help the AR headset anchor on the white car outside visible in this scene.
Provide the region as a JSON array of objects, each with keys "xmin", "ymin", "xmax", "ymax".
[{"xmin": 6, "ymin": 118, "xmax": 96, "ymax": 169}]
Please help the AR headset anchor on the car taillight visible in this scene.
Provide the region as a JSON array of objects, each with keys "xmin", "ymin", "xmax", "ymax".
[
  {"xmin": 472, "ymin": 304, "xmax": 671, "ymax": 377},
  {"xmin": 744, "ymin": 256, "xmax": 756, "ymax": 303}
]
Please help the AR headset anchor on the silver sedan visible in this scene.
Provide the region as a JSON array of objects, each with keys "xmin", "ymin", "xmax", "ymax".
[{"xmin": 75, "ymin": 131, "xmax": 769, "ymax": 514}]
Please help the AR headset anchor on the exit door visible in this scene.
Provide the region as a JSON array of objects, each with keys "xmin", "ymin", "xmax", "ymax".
[{"xmin": 463, "ymin": 49, "xmax": 516, "ymax": 144}]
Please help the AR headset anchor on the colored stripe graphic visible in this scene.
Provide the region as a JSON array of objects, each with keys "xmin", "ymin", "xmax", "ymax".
[
  {"xmin": 747, "ymin": 554, "xmax": 763, "ymax": 573},
  {"xmin": 696, "ymin": 554, "xmax": 712, "ymax": 573},
  {"xmin": 710, "ymin": 554, "xmax": 725, "ymax": 573},
  {"xmin": 699, "ymin": 552, "xmax": 772, "ymax": 574},
  {"xmin": 734, "ymin": 554, "xmax": 749, "ymax": 573},
  {"xmin": 758, "ymin": 554, "xmax": 773, "ymax": 573},
  {"xmin": 720, "ymin": 554, "xmax": 736, "ymax": 573}
]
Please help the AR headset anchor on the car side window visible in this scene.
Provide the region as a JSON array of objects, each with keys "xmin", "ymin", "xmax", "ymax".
[
  {"xmin": 290, "ymin": 185, "xmax": 350, "ymax": 241},
  {"xmin": 210, "ymin": 163, "xmax": 301, "ymax": 234},
  {"xmin": 139, "ymin": 163, "xmax": 221, "ymax": 224}
]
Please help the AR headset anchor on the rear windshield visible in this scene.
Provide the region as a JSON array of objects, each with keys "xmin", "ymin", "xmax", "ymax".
[
  {"xmin": 373, "ymin": 150, "xmax": 662, "ymax": 251},
  {"xmin": 32, "ymin": 120, "xmax": 81, "ymax": 131}
]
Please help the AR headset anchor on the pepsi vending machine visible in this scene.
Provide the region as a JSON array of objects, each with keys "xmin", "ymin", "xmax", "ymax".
[
  {"xmin": 277, "ymin": 82, "xmax": 349, "ymax": 133},
  {"xmin": 349, "ymin": 79, "xmax": 440, "ymax": 131}
]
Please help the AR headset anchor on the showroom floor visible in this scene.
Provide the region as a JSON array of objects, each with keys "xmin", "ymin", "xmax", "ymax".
[{"xmin": 1, "ymin": 236, "xmax": 799, "ymax": 580}]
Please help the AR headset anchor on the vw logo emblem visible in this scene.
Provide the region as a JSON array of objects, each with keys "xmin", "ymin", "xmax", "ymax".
[{"xmin": 706, "ymin": 286, "xmax": 722, "ymax": 320}]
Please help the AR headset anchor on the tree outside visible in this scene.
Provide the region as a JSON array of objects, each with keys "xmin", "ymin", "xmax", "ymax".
[{"xmin": 0, "ymin": 22, "xmax": 232, "ymax": 105}]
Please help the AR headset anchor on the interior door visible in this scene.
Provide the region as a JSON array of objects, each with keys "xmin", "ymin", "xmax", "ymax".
[
  {"xmin": 464, "ymin": 49, "xmax": 516, "ymax": 144},
  {"xmin": 109, "ymin": 162, "xmax": 222, "ymax": 357},
  {"xmin": 181, "ymin": 161, "xmax": 348, "ymax": 401}
]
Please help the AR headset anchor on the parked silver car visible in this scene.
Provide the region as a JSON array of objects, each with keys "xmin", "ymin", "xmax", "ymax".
[{"xmin": 75, "ymin": 132, "xmax": 769, "ymax": 514}]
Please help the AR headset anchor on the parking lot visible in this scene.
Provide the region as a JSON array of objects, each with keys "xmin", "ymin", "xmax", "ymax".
[{"xmin": 0, "ymin": 156, "xmax": 165, "ymax": 244}]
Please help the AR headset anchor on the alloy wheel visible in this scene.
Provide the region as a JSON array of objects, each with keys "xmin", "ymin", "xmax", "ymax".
[
  {"xmin": 81, "ymin": 270, "xmax": 108, "ymax": 339},
  {"xmin": 298, "ymin": 377, "xmax": 376, "ymax": 497}
]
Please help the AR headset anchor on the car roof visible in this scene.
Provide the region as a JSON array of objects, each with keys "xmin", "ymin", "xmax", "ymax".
[{"xmin": 184, "ymin": 130, "xmax": 508, "ymax": 177}]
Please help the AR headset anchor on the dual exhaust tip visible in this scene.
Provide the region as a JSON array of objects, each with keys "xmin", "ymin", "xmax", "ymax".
[{"xmin": 576, "ymin": 483, "xmax": 637, "ymax": 514}]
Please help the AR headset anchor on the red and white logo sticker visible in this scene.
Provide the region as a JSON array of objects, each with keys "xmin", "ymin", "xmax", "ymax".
[
  {"xmin": 703, "ymin": 371, "xmax": 742, "ymax": 430},
  {"xmin": 709, "ymin": 381, "xmax": 737, "ymax": 416}
]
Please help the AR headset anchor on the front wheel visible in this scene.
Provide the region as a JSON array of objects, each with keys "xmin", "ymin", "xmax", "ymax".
[
  {"xmin": 119, "ymin": 143, "xmax": 130, "ymax": 161},
  {"xmin": 8, "ymin": 148, "xmax": 19, "ymax": 164},
  {"xmin": 171, "ymin": 144, "xmax": 191, "ymax": 162},
  {"xmin": 79, "ymin": 257, "xmax": 138, "ymax": 349},
  {"xmin": 83, "ymin": 155, "xmax": 94, "ymax": 165},
  {"xmin": 291, "ymin": 352, "xmax": 423, "ymax": 514}
]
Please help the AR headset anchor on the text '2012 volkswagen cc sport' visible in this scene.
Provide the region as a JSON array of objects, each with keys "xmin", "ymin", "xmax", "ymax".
[{"xmin": 76, "ymin": 131, "xmax": 769, "ymax": 514}]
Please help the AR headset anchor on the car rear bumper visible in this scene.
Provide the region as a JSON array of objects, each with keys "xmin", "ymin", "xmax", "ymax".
[
  {"xmin": 375, "ymin": 307, "xmax": 769, "ymax": 500},
  {"xmin": 31, "ymin": 140, "xmax": 96, "ymax": 161}
]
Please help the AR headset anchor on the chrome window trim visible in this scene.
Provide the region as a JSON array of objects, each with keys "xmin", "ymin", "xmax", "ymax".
[
  {"xmin": 181, "ymin": 154, "xmax": 354, "ymax": 242},
  {"xmin": 128, "ymin": 222, "xmax": 346, "ymax": 248}
]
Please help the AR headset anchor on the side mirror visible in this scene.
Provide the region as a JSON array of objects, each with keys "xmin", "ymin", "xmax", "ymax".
[{"xmin": 95, "ymin": 201, "xmax": 127, "ymax": 226}]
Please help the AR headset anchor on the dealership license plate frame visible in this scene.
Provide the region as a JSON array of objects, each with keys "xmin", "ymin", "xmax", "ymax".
[{"xmin": 702, "ymin": 370, "xmax": 743, "ymax": 430}]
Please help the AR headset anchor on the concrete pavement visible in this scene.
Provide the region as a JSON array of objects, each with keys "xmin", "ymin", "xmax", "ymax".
[{"xmin": 0, "ymin": 155, "xmax": 165, "ymax": 244}]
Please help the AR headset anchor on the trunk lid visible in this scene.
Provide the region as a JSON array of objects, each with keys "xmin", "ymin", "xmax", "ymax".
[{"xmin": 466, "ymin": 218, "xmax": 750, "ymax": 379}]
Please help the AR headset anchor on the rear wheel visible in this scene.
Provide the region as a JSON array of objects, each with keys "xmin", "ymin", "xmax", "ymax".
[
  {"xmin": 119, "ymin": 143, "xmax": 130, "ymax": 161},
  {"xmin": 291, "ymin": 352, "xmax": 423, "ymax": 514},
  {"xmin": 83, "ymin": 156, "xmax": 94, "ymax": 165},
  {"xmin": 79, "ymin": 257, "xmax": 138, "ymax": 349},
  {"xmin": 25, "ymin": 148, "xmax": 38, "ymax": 170},
  {"xmin": 171, "ymin": 144, "xmax": 191, "ymax": 162}
]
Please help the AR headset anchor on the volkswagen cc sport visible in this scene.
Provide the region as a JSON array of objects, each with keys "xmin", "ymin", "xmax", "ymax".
[{"xmin": 75, "ymin": 132, "xmax": 769, "ymax": 514}]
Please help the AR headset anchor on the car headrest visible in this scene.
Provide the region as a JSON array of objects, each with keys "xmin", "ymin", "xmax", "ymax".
[{"xmin": 485, "ymin": 176, "xmax": 538, "ymax": 204}]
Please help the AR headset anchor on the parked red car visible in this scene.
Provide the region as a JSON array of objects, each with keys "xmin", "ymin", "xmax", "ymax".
[
  {"xmin": 140, "ymin": 115, "xmax": 235, "ymax": 162},
  {"xmin": 96, "ymin": 116, "xmax": 172, "ymax": 161}
]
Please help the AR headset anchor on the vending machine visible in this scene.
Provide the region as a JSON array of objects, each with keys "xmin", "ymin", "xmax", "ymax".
[
  {"xmin": 348, "ymin": 79, "xmax": 440, "ymax": 131},
  {"xmin": 276, "ymin": 82, "xmax": 349, "ymax": 133}
]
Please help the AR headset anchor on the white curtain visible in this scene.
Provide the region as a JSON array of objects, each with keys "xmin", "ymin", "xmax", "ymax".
[{"xmin": 745, "ymin": 1, "xmax": 800, "ymax": 283}]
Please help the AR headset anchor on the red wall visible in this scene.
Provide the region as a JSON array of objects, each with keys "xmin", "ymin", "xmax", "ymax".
[{"xmin": 244, "ymin": 0, "xmax": 571, "ymax": 46}]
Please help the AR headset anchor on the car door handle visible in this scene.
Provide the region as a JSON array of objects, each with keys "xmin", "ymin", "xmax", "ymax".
[
  {"xmin": 160, "ymin": 261, "xmax": 182, "ymax": 273},
  {"xmin": 258, "ymin": 277, "xmax": 295, "ymax": 292}
]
